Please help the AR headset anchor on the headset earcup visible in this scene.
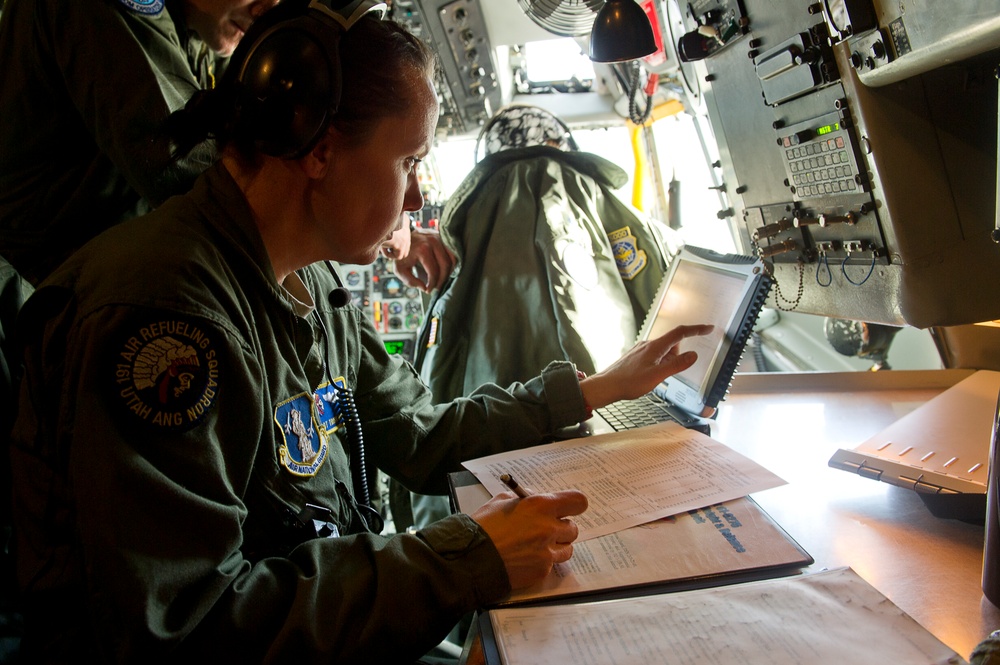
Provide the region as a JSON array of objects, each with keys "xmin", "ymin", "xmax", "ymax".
[{"xmin": 238, "ymin": 18, "xmax": 342, "ymax": 157}]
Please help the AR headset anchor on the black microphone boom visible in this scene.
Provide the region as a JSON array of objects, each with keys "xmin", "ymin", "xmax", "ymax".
[{"xmin": 329, "ymin": 287, "xmax": 351, "ymax": 308}]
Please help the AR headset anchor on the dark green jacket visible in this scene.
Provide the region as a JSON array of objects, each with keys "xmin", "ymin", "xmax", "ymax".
[
  {"xmin": 0, "ymin": 0, "xmax": 220, "ymax": 284},
  {"xmin": 10, "ymin": 163, "xmax": 588, "ymax": 663},
  {"xmin": 415, "ymin": 146, "xmax": 674, "ymax": 402}
]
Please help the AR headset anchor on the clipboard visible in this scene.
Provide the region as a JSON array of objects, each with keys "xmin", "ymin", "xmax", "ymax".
[{"xmin": 449, "ymin": 470, "xmax": 812, "ymax": 609}]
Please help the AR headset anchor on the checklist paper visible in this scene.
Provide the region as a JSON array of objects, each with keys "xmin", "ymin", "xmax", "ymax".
[
  {"xmin": 486, "ymin": 567, "xmax": 965, "ymax": 665},
  {"xmin": 462, "ymin": 421, "xmax": 786, "ymax": 541}
]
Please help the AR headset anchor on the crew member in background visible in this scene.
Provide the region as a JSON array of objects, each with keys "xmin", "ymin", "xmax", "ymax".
[
  {"xmin": 382, "ymin": 219, "xmax": 457, "ymax": 293},
  {"xmin": 393, "ymin": 105, "xmax": 682, "ymax": 534},
  {"xmin": 415, "ymin": 104, "xmax": 681, "ymax": 402},
  {"xmin": 9, "ymin": 2, "xmax": 712, "ymax": 661},
  {"xmin": 0, "ymin": 0, "xmax": 279, "ymax": 285}
]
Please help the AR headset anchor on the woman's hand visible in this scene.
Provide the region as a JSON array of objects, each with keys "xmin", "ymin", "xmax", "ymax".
[
  {"xmin": 580, "ymin": 324, "xmax": 715, "ymax": 409},
  {"xmin": 471, "ymin": 489, "xmax": 588, "ymax": 590}
]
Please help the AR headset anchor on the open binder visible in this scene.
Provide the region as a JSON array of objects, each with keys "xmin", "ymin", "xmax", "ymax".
[{"xmin": 449, "ymin": 467, "xmax": 812, "ymax": 608}]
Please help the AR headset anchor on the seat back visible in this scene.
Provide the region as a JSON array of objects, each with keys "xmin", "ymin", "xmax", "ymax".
[{"xmin": 0, "ymin": 257, "xmax": 32, "ymax": 662}]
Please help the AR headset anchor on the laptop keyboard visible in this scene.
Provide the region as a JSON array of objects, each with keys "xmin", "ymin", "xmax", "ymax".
[{"xmin": 595, "ymin": 395, "xmax": 678, "ymax": 431}]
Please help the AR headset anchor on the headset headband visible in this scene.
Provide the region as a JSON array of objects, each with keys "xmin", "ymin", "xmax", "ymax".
[
  {"xmin": 309, "ymin": 0, "xmax": 387, "ymax": 30},
  {"xmin": 231, "ymin": 0, "xmax": 388, "ymax": 158}
]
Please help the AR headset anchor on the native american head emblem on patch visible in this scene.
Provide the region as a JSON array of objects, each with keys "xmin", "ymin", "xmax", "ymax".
[
  {"xmin": 608, "ymin": 226, "xmax": 648, "ymax": 281},
  {"xmin": 110, "ymin": 317, "xmax": 219, "ymax": 430},
  {"xmin": 275, "ymin": 378, "xmax": 346, "ymax": 477}
]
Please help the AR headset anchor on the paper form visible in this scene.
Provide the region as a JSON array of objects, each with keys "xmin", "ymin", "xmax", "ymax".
[
  {"xmin": 488, "ymin": 567, "xmax": 966, "ymax": 665},
  {"xmin": 506, "ymin": 497, "xmax": 811, "ymax": 603},
  {"xmin": 453, "ymin": 484, "xmax": 811, "ymax": 605},
  {"xmin": 462, "ymin": 421, "xmax": 786, "ymax": 541}
]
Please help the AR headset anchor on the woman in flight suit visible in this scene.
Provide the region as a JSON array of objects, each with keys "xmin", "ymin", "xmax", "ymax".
[{"xmin": 8, "ymin": 1, "xmax": 712, "ymax": 661}]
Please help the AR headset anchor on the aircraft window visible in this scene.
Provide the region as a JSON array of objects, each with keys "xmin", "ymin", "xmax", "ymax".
[
  {"xmin": 521, "ymin": 39, "xmax": 594, "ymax": 92},
  {"xmin": 650, "ymin": 113, "xmax": 735, "ymax": 256}
]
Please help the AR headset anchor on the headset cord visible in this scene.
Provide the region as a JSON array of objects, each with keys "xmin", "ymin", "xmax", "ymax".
[
  {"xmin": 335, "ymin": 385, "xmax": 384, "ymax": 534},
  {"xmin": 335, "ymin": 385, "xmax": 371, "ymax": 508},
  {"xmin": 312, "ymin": 278, "xmax": 384, "ymax": 533}
]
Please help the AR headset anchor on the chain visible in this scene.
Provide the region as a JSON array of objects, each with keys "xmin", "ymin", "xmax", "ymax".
[{"xmin": 763, "ymin": 259, "xmax": 804, "ymax": 311}]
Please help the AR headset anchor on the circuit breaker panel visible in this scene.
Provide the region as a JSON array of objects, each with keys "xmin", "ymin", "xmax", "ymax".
[{"xmin": 675, "ymin": 0, "xmax": 999, "ymax": 327}]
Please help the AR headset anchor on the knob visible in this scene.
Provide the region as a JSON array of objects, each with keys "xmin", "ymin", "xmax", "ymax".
[
  {"xmin": 790, "ymin": 129, "xmax": 814, "ymax": 145},
  {"xmin": 870, "ymin": 41, "xmax": 886, "ymax": 59},
  {"xmin": 850, "ymin": 51, "xmax": 864, "ymax": 69},
  {"xmin": 678, "ymin": 31, "xmax": 712, "ymax": 62}
]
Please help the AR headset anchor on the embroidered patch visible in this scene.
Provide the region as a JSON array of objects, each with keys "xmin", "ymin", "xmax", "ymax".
[
  {"xmin": 110, "ymin": 318, "xmax": 219, "ymax": 431},
  {"xmin": 275, "ymin": 378, "xmax": 346, "ymax": 477},
  {"xmin": 117, "ymin": 0, "xmax": 165, "ymax": 15},
  {"xmin": 608, "ymin": 226, "xmax": 648, "ymax": 280}
]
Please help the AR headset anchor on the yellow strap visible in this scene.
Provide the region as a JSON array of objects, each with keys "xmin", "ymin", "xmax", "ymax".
[{"xmin": 629, "ymin": 121, "xmax": 646, "ymax": 212}]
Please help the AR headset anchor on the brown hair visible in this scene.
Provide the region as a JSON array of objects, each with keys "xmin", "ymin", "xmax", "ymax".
[{"xmin": 167, "ymin": 10, "xmax": 435, "ymax": 161}]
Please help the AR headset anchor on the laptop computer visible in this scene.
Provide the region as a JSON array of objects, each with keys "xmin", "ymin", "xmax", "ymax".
[{"xmin": 587, "ymin": 245, "xmax": 771, "ymax": 436}]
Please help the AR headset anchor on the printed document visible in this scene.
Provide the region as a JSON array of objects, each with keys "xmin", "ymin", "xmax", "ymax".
[
  {"xmin": 452, "ymin": 482, "xmax": 811, "ymax": 605},
  {"xmin": 487, "ymin": 567, "xmax": 965, "ymax": 665},
  {"xmin": 462, "ymin": 421, "xmax": 785, "ymax": 541}
]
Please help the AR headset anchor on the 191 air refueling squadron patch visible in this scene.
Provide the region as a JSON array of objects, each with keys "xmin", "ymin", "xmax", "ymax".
[{"xmin": 110, "ymin": 317, "xmax": 219, "ymax": 431}]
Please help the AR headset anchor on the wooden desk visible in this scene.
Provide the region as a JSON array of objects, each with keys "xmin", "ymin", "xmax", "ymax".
[
  {"xmin": 461, "ymin": 369, "xmax": 1000, "ymax": 663},
  {"xmin": 712, "ymin": 369, "xmax": 999, "ymax": 660}
]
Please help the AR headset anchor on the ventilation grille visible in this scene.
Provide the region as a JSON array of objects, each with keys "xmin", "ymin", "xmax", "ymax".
[{"xmin": 515, "ymin": 0, "xmax": 604, "ymax": 37}]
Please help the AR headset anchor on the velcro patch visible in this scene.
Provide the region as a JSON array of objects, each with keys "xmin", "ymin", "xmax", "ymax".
[
  {"xmin": 608, "ymin": 226, "xmax": 648, "ymax": 280},
  {"xmin": 109, "ymin": 317, "xmax": 220, "ymax": 431},
  {"xmin": 117, "ymin": 0, "xmax": 165, "ymax": 15},
  {"xmin": 275, "ymin": 378, "xmax": 346, "ymax": 477}
]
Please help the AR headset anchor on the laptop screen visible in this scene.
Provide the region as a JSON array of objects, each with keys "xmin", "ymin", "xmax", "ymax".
[
  {"xmin": 646, "ymin": 260, "xmax": 752, "ymax": 394},
  {"xmin": 638, "ymin": 247, "xmax": 768, "ymax": 417}
]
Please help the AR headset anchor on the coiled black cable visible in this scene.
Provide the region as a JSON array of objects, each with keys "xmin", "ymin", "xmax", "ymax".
[{"xmin": 335, "ymin": 386, "xmax": 370, "ymax": 508}]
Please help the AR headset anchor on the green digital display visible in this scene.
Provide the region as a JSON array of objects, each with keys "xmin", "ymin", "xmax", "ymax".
[
  {"xmin": 384, "ymin": 340, "xmax": 407, "ymax": 355},
  {"xmin": 816, "ymin": 122, "xmax": 839, "ymax": 136}
]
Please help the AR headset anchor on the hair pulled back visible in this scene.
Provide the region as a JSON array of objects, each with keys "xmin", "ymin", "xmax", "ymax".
[{"xmin": 167, "ymin": 4, "xmax": 435, "ymax": 162}]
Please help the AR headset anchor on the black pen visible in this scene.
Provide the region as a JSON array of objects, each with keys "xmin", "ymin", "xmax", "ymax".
[{"xmin": 499, "ymin": 472, "xmax": 531, "ymax": 499}]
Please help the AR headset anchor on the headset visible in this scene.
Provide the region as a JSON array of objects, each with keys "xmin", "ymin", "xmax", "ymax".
[{"xmin": 229, "ymin": 0, "xmax": 387, "ymax": 159}]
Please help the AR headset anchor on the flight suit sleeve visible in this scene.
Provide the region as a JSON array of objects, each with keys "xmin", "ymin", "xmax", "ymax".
[
  {"xmin": 35, "ymin": 0, "xmax": 215, "ymax": 206},
  {"xmin": 18, "ymin": 300, "xmax": 510, "ymax": 662},
  {"xmin": 349, "ymin": 311, "xmax": 590, "ymax": 495}
]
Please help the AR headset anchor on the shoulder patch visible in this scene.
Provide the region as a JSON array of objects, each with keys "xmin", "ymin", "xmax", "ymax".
[
  {"xmin": 117, "ymin": 0, "xmax": 165, "ymax": 15},
  {"xmin": 608, "ymin": 226, "xmax": 648, "ymax": 281},
  {"xmin": 109, "ymin": 317, "xmax": 220, "ymax": 431},
  {"xmin": 275, "ymin": 378, "xmax": 347, "ymax": 477}
]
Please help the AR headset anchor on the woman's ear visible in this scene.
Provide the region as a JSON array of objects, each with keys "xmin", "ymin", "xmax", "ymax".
[{"xmin": 301, "ymin": 129, "xmax": 336, "ymax": 180}]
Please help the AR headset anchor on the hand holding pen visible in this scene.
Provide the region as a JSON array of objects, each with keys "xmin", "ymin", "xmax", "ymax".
[
  {"xmin": 470, "ymin": 472, "xmax": 588, "ymax": 589},
  {"xmin": 500, "ymin": 472, "xmax": 531, "ymax": 498}
]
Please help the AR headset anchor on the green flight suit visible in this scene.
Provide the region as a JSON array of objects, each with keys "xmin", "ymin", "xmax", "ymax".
[
  {"xmin": 415, "ymin": 145, "xmax": 675, "ymax": 403},
  {"xmin": 0, "ymin": 0, "xmax": 220, "ymax": 284},
  {"xmin": 10, "ymin": 163, "xmax": 589, "ymax": 663}
]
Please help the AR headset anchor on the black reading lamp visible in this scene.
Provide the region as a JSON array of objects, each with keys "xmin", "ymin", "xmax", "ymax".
[{"xmin": 589, "ymin": 0, "xmax": 657, "ymax": 63}]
